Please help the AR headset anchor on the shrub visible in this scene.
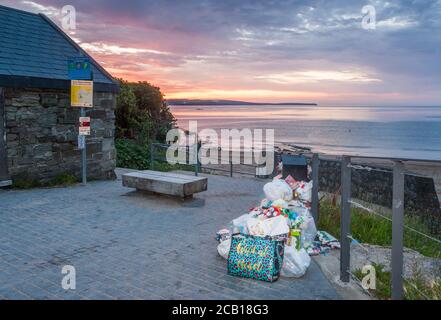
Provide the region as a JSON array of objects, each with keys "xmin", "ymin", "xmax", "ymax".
[
  {"xmin": 115, "ymin": 79, "xmax": 176, "ymax": 144},
  {"xmin": 115, "ymin": 139, "xmax": 150, "ymax": 170}
]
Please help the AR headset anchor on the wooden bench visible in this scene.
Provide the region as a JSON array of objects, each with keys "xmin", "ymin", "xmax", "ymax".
[{"xmin": 122, "ymin": 170, "xmax": 208, "ymax": 199}]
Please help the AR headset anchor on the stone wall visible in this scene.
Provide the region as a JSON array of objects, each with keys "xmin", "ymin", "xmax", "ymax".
[
  {"xmin": 4, "ymin": 87, "xmax": 116, "ymax": 182},
  {"xmin": 313, "ymin": 158, "xmax": 441, "ymax": 235}
]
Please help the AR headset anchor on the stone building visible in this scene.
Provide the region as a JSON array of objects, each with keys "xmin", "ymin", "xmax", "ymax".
[{"xmin": 0, "ymin": 5, "xmax": 119, "ymax": 186}]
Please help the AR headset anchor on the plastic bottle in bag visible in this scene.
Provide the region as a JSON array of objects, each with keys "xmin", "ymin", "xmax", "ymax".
[{"xmin": 300, "ymin": 214, "xmax": 317, "ymax": 248}]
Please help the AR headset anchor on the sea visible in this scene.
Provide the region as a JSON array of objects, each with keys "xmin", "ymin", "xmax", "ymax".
[{"xmin": 169, "ymin": 105, "xmax": 441, "ymax": 161}]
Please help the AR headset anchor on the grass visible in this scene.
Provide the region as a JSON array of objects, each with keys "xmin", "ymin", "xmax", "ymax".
[
  {"xmin": 353, "ymin": 264, "xmax": 441, "ymax": 300},
  {"xmin": 13, "ymin": 173, "xmax": 79, "ymax": 189},
  {"xmin": 317, "ymin": 200, "xmax": 441, "ymax": 258},
  {"xmin": 353, "ymin": 264, "xmax": 391, "ymax": 300},
  {"xmin": 318, "ymin": 200, "xmax": 441, "ymax": 300}
]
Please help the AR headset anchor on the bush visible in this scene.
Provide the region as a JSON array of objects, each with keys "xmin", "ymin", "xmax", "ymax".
[
  {"xmin": 115, "ymin": 79, "xmax": 176, "ymax": 144},
  {"xmin": 115, "ymin": 139, "xmax": 150, "ymax": 170},
  {"xmin": 115, "ymin": 138, "xmax": 195, "ymax": 173},
  {"xmin": 114, "ymin": 79, "xmax": 187, "ymax": 172}
]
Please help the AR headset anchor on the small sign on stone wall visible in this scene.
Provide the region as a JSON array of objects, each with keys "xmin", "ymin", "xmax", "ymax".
[
  {"xmin": 79, "ymin": 117, "xmax": 91, "ymax": 136},
  {"xmin": 68, "ymin": 57, "xmax": 92, "ymax": 80},
  {"xmin": 71, "ymin": 80, "xmax": 93, "ymax": 108}
]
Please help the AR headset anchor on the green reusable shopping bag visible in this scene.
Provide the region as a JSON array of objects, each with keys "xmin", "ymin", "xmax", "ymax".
[{"xmin": 227, "ymin": 234, "xmax": 285, "ymax": 282}]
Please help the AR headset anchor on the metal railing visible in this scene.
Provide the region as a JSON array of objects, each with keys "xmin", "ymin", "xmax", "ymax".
[
  {"xmin": 306, "ymin": 153, "xmax": 441, "ymax": 300},
  {"xmin": 150, "ymin": 143, "xmax": 199, "ymax": 175},
  {"xmin": 150, "ymin": 142, "xmax": 269, "ymax": 178}
]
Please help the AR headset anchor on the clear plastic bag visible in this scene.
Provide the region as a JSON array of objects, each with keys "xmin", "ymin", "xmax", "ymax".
[
  {"xmin": 288, "ymin": 200, "xmax": 311, "ymax": 217},
  {"xmin": 281, "ymin": 247, "xmax": 311, "ymax": 278},
  {"xmin": 300, "ymin": 214, "xmax": 317, "ymax": 248},
  {"xmin": 217, "ymin": 239, "xmax": 231, "ymax": 259}
]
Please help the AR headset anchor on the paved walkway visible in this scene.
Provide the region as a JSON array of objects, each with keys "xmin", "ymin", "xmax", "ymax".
[{"xmin": 0, "ymin": 169, "xmax": 339, "ymax": 300}]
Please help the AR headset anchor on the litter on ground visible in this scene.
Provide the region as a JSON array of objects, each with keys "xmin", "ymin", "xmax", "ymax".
[{"xmin": 216, "ymin": 172, "xmax": 340, "ymax": 282}]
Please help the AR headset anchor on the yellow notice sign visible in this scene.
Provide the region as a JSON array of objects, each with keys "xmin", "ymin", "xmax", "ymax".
[{"xmin": 71, "ymin": 80, "xmax": 93, "ymax": 107}]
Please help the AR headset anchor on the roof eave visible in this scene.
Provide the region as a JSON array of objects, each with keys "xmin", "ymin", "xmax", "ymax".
[{"xmin": 0, "ymin": 75, "xmax": 120, "ymax": 93}]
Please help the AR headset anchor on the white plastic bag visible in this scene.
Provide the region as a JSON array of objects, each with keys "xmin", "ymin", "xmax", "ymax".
[
  {"xmin": 263, "ymin": 179, "xmax": 293, "ymax": 201},
  {"xmin": 281, "ymin": 247, "xmax": 311, "ymax": 278},
  {"xmin": 230, "ymin": 214, "xmax": 252, "ymax": 234},
  {"xmin": 217, "ymin": 239, "xmax": 231, "ymax": 259},
  {"xmin": 247, "ymin": 215, "xmax": 289, "ymax": 237},
  {"xmin": 296, "ymin": 181, "xmax": 313, "ymax": 202}
]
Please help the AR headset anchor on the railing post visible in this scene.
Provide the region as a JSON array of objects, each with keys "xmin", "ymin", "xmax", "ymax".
[
  {"xmin": 340, "ymin": 156, "xmax": 351, "ymax": 282},
  {"xmin": 392, "ymin": 161, "xmax": 405, "ymax": 300},
  {"xmin": 150, "ymin": 143, "xmax": 154, "ymax": 171},
  {"xmin": 195, "ymin": 142, "xmax": 199, "ymax": 176},
  {"xmin": 273, "ymin": 151, "xmax": 281, "ymax": 178},
  {"xmin": 230, "ymin": 161, "xmax": 233, "ymax": 177},
  {"xmin": 311, "ymin": 153, "xmax": 320, "ymax": 223}
]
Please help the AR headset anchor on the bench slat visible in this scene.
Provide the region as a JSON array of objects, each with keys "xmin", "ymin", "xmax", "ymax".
[
  {"xmin": 122, "ymin": 171, "xmax": 207, "ymax": 197},
  {"xmin": 124, "ymin": 171, "xmax": 203, "ymax": 183}
]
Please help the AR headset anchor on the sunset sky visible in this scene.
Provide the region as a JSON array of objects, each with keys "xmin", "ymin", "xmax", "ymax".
[{"xmin": 2, "ymin": 0, "xmax": 441, "ymax": 105}]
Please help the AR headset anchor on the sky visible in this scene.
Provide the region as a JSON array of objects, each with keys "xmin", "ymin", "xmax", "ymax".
[{"xmin": 1, "ymin": 0, "xmax": 441, "ymax": 105}]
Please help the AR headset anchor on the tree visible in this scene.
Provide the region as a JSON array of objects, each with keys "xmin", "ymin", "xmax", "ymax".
[{"xmin": 115, "ymin": 79, "xmax": 176, "ymax": 144}]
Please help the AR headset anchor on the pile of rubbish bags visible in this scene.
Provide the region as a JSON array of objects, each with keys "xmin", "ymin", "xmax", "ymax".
[{"xmin": 216, "ymin": 174, "xmax": 340, "ymax": 279}]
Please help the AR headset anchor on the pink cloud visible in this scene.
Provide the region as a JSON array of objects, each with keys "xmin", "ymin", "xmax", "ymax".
[{"xmin": 1, "ymin": 0, "xmax": 440, "ymax": 105}]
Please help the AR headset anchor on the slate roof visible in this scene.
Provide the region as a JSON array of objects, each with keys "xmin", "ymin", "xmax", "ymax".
[{"xmin": 0, "ymin": 5, "xmax": 118, "ymax": 92}]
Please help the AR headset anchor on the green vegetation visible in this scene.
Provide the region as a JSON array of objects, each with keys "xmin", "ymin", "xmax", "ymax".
[
  {"xmin": 317, "ymin": 200, "xmax": 441, "ymax": 258},
  {"xmin": 318, "ymin": 200, "xmax": 441, "ymax": 300},
  {"xmin": 115, "ymin": 138, "xmax": 193, "ymax": 172},
  {"xmin": 353, "ymin": 264, "xmax": 441, "ymax": 300},
  {"xmin": 115, "ymin": 139, "xmax": 150, "ymax": 170},
  {"xmin": 115, "ymin": 79, "xmax": 187, "ymax": 172},
  {"xmin": 353, "ymin": 264, "xmax": 392, "ymax": 300},
  {"xmin": 13, "ymin": 173, "xmax": 79, "ymax": 189},
  {"xmin": 115, "ymin": 79, "xmax": 176, "ymax": 143}
]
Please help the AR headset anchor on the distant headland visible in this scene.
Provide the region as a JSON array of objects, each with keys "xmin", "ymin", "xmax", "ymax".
[{"xmin": 167, "ymin": 99, "xmax": 318, "ymax": 106}]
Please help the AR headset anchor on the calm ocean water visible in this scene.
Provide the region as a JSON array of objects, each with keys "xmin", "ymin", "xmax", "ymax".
[{"xmin": 170, "ymin": 105, "xmax": 441, "ymax": 160}]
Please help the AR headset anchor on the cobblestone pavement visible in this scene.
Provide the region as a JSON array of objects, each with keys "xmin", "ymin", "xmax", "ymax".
[{"xmin": 0, "ymin": 169, "xmax": 339, "ymax": 300}]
